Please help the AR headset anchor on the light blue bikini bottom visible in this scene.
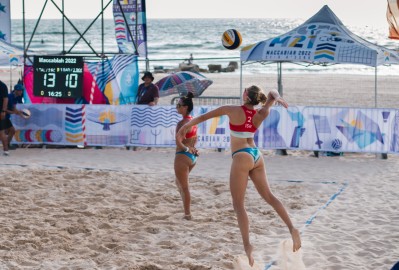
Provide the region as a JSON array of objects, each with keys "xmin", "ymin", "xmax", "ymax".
[
  {"xmin": 176, "ymin": 151, "xmax": 198, "ymax": 164},
  {"xmin": 231, "ymin": 147, "xmax": 261, "ymax": 162}
]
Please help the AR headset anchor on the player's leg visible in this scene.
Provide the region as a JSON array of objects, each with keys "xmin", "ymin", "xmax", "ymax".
[
  {"xmin": 174, "ymin": 154, "xmax": 193, "ymax": 219},
  {"xmin": 230, "ymin": 152, "xmax": 254, "ymax": 266},
  {"xmin": 249, "ymin": 158, "xmax": 301, "ymax": 252}
]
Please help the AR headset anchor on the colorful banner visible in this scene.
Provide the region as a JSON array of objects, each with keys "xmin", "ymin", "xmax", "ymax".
[
  {"xmin": 23, "ymin": 55, "xmax": 139, "ymax": 105},
  {"xmin": 387, "ymin": 0, "xmax": 399, "ymax": 39},
  {"xmin": 11, "ymin": 104, "xmax": 399, "ymax": 154},
  {"xmin": 113, "ymin": 0, "xmax": 147, "ymax": 57},
  {"xmin": 0, "ymin": 0, "xmax": 11, "ymax": 43}
]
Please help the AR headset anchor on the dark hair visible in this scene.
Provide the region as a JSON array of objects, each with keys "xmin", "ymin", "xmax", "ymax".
[
  {"xmin": 246, "ymin": 85, "xmax": 267, "ymax": 105},
  {"xmin": 180, "ymin": 92, "xmax": 194, "ymax": 113}
]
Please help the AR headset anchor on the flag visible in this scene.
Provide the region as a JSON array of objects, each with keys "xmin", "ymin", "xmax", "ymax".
[
  {"xmin": 0, "ymin": 40, "xmax": 24, "ymax": 66},
  {"xmin": 113, "ymin": 0, "xmax": 148, "ymax": 57},
  {"xmin": 387, "ymin": 0, "xmax": 399, "ymax": 39},
  {"xmin": 0, "ymin": 0, "xmax": 11, "ymax": 43}
]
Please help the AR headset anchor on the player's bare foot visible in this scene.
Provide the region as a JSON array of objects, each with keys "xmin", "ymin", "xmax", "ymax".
[
  {"xmin": 244, "ymin": 244, "xmax": 254, "ymax": 266},
  {"xmin": 184, "ymin": 214, "xmax": 192, "ymax": 220},
  {"xmin": 291, "ymin": 228, "xmax": 301, "ymax": 252}
]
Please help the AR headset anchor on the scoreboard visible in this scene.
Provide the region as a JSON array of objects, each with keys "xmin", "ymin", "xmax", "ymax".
[{"xmin": 33, "ymin": 56, "xmax": 84, "ymax": 98}]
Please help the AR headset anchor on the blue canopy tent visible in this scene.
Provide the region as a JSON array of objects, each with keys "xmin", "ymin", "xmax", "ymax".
[{"xmin": 240, "ymin": 5, "xmax": 399, "ymax": 107}]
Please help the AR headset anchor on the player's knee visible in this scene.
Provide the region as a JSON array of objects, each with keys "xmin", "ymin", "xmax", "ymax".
[
  {"xmin": 181, "ymin": 186, "xmax": 190, "ymax": 194},
  {"xmin": 232, "ymin": 201, "xmax": 245, "ymax": 213}
]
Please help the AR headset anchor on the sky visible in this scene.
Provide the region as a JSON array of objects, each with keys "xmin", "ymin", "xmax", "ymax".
[{"xmin": 9, "ymin": 0, "xmax": 389, "ymax": 28}]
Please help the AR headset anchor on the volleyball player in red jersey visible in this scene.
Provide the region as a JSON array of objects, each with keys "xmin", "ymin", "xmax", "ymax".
[
  {"xmin": 177, "ymin": 86, "xmax": 301, "ymax": 266},
  {"xmin": 174, "ymin": 92, "xmax": 198, "ymax": 220}
]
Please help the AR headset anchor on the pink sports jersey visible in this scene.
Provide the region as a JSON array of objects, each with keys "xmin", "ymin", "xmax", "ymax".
[{"xmin": 229, "ymin": 106, "xmax": 257, "ymax": 138}]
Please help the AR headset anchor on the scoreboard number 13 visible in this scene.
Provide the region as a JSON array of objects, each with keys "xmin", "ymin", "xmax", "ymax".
[{"xmin": 33, "ymin": 56, "xmax": 84, "ymax": 98}]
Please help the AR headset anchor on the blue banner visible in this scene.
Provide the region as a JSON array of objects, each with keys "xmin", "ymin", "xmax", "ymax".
[{"xmin": 0, "ymin": 0, "xmax": 11, "ymax": 43}]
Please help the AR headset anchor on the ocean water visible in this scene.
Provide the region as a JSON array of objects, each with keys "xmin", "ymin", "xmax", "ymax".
[{"xmin": 10, "ymin": 18, "xmax": 399, "ymax": 75}]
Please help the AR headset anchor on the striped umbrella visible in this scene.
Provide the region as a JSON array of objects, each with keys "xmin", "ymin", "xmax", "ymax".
[{"xmin": 155, "ymin": 71, "xmax": 212, "ymax": 97}]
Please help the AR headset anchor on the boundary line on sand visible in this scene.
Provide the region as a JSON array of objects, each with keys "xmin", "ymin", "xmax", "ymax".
[
  {"xmin": 264, "ymin": 181, "xmax": 349, "ymax": 270},
  {"xmin": 0, "ymin": 163, "xmax": 120, "ymax": 171},
  {"xmin": 0, "ymin": 163, "xmax": 158, "ymax": 174}
]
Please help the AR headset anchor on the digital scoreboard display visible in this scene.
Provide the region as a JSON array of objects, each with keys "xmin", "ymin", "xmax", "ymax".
[{"xmin": 33, "ymin": 56, "xmax": 84, "ymax": 98}]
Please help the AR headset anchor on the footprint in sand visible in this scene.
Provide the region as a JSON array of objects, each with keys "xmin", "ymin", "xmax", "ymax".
[
  {"xmin": 278, "ymin": 239, "xmax": 306, "ymax": 270},
  {"xmin": 232, "ymin": 255, "xmax": 262, "ymax": 270}
]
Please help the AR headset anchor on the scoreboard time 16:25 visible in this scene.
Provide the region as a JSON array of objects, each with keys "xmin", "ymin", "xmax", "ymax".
[{"xmin": 33, "ymin": 56, "xmax": 84, "ymax": 98}]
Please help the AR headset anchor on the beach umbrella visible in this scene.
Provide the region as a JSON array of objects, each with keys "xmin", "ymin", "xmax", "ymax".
[{"xmin": 155, "ymin": 71, "xmax": 213, "ymax": 97}]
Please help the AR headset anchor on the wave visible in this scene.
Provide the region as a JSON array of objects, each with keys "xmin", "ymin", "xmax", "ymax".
[
  {"xmin": 9, "ymin": 18, "xmax": 399, "ymax": 75},
  {"xmin": 130, "ymin": 107, "xmax": 180, "ymax": 128}
]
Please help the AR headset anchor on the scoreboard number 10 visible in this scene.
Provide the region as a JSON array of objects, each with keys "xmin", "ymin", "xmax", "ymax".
[{"xmin": 33, "ymin": 56, "xmax": 84, "ymax": 98}]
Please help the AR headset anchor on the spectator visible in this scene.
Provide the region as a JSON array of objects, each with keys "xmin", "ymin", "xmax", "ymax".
[
  {"xmin": 0, "ymin": 80, "xmax": 9, "ymax": 156},
  {"xmin": 187, "ymin": 53, "xmax": 194, "ymax": 65},
  {"xmin": 136, "ymin": 71, "xmax": 159, "ymax": 106},
  {"xmin": 134, "ymin": 71, "xmax": 159, "ymax": 150}
]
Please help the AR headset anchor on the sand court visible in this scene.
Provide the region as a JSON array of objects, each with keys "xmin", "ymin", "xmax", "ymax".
[{"xmin": 1, "ymin": 148, "xmax": 396, "ymax": 269}]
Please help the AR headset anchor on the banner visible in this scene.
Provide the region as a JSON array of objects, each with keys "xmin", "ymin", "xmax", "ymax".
[
  {"xmin": 113, "ymin": 0, "xmax": 147, "ymax": 57},
  {"xmin": 387, "ymin": 0, "xmax": 399, "ymax": 39},
  {"xmin": 0, "ymin": 40, "xmax": 24, "ymax": 66},
  {"xmin": 0, "ymin": 0, "xmax": 11, "ymax": 43},
  {"xmin": 11, "ymin": 104, "xmax": 399, "ymax": 154},
  {"xmin": 23, "ymin": 55, "xmax": 139, "ymax": 105}
]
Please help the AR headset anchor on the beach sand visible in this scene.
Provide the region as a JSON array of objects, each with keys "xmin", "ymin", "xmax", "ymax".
[
  {"xmin": 0, "ymin": 69, "xmax": 399, "ymax": 269},
  {"xmin": 155, "ymin": 71, "xmax": 399, "ymax": 109},
  {"xmin": 0, "ymin": 148, "xmax": 398, "ymax": 269},
  {"xmin": 3, "ymin": 67, "xmax": 399, "ymax": 108}
]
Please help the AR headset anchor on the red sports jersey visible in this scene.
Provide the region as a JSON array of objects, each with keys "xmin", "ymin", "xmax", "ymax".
[
  {"xmin": 229, "ymin": 106, "xmax": 257, "ymax": 138},
  {"xmin": 184, "ymin": 115, "xmax": 198, "ymax": 139}
]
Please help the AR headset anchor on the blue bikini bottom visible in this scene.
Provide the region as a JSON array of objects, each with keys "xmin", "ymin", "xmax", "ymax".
[
  {"xmin": 232, "ymin": 147, "xmax": 261, "ymax": 162},
  {"xmin": 176, "ymin": 151, "xmax": 198, "ymax": 164}
]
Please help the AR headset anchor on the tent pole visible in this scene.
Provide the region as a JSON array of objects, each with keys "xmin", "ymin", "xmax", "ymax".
[
  {"xmin": 62, "ymin": 0, "xmax": 65, "ymax": 54},
  {"xmin": 276, "ymin": 61, "xmax": 287, "ymax": 155},
  {"xmin": 374, "ymin": 66, "xmax": 387, "ymax": 159},
  {"xmin": 240, "ymin": 61, "xmax": 243, "ymax": 103},
  {"xmin": 22, "ymin": 0, "xmax": 26, "ymax": 66},
  {"xmin": 277, "ymin": 62, "xmax": 283, "ymax": 96},
  {"xmin": 374, "ymin": 66, "xmax": 377, "ymax": 107}
]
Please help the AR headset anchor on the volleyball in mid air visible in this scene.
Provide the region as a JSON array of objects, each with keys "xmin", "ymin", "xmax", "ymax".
[
  {"xmin": 21, "ymin": 108, "xmax": 31, "ymax": 119},
  {"xmin": 222, "ymin": 29, "xmax": 242, "ymax": 50}
]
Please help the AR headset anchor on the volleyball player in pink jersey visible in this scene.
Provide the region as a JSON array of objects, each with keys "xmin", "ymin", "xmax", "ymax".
[
  {"xmin": 177, "ymin": 86, "xmax": 301, "ymax": 266},
  {"xmin": 174, "ymin": 92, "xmax": 198, "ymax": 220}
]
